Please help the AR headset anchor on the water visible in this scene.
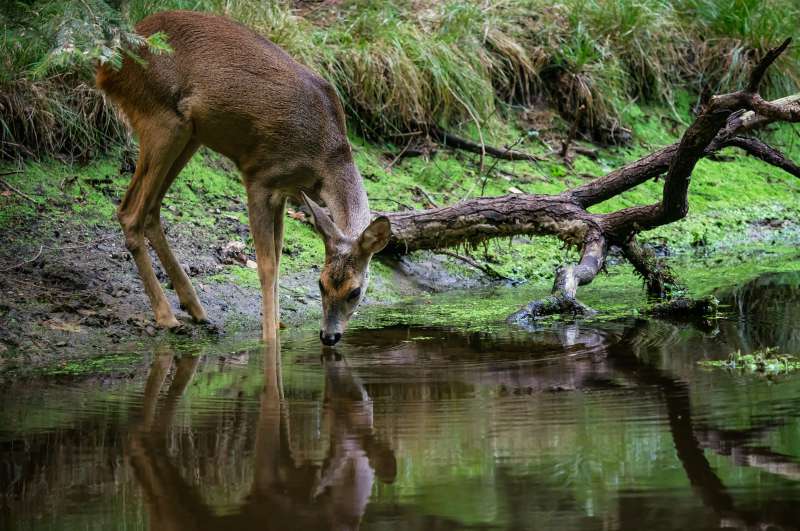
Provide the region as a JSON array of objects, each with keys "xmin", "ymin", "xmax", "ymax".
[{"xmin": 2, "ymin": 272, "xmax": 800, "ymax": 530}]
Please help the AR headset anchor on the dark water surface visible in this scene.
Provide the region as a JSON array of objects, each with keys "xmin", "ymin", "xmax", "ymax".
[{"xmin": 2, "ymin": 272, "xmax": 800, "ymax": 530}]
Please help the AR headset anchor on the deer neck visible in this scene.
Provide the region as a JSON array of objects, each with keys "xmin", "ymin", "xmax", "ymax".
[{"xmin": 319, "ymin": 163, "xmax": 371, "ymax": 241}]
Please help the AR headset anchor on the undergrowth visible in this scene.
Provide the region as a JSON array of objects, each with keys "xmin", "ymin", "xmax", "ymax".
[
  {"xmin": 2, "ymin": 0, "xmax": 799, "ymax": 160},
  {"xmin": 2, "ymin": 99, "xmax": 798, "ymax": 288}
]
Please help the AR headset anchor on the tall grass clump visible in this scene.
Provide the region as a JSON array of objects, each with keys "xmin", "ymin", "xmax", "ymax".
[
  {"xmin": 2, "ymin": 0, "xmax": 799, "ymax": 160},
  {"xmin": 0, "ymin": 0, "xmax": 169, "ymax": 160},
  {"xmin": 675, "ymin": 0, "xmax": 800, "ymax": 100}
]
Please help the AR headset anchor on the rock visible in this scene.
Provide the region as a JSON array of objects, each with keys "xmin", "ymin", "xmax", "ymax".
[
  {"xmin": 246, "ymin": 259, "xmax": 258, "ymax": 269},
  {"xmin": 221, "ymin": 240, "xmax": 248, "ymax": 265}
]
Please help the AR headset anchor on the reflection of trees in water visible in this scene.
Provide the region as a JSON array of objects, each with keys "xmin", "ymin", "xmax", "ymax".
[
  {"xmin": 612, "ymin": 322, "xmax": 800, "ymax": 530},
  {"xmin": 0, "ymin": 392, "xmax": 131, "ymax": 526},
  {"xmin": 716, "ymin": 272, "xmax": 800, "ymax": 353}
]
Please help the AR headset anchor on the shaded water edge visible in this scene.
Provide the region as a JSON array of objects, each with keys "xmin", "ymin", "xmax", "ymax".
[
  {"xmin": 2, "ymin": 244, "xmax": 799, "ymax": 381},
  {"xmin": 1, "ymin": 270, "xmax": 800, "ymax": 530}
]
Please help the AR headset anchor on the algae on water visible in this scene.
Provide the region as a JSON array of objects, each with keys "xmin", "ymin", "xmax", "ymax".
[{"xmin": 698, "ymin": 347, "xmax": 800, "ymax": 375}]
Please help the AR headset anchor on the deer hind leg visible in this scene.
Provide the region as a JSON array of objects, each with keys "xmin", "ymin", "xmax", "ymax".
[
  {"xmin": 118, "ymin": 112, "xmax": 191, "ymax": 328},
  {"xmin": 143, "ymin": 139, "xmax": 209, "ymax": 323},
  {"xmin": 246, "ymin": 185, "xmax": 284, "ymax": 342}
]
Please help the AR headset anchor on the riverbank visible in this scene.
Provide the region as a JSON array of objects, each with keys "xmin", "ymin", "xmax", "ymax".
[{"xmin": 1, "ymin": 99, "xmax": 799, "ymax": 374}]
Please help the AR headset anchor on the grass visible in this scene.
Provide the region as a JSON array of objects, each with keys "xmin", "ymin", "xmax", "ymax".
[
  {"xmin": 1, "ymin": 2, "xmax": 799, "ymax": 314},
  {"xmin": 698, "ymin": 347, "xmax": 800, "ymax": 375},
  {"xmin": 2, "ymin": 0, "xmax": 799, "ymax": 159}
]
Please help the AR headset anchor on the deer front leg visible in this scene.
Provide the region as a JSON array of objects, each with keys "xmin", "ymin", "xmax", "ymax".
[
  {"xmin": 144, "ymin": 139, "xmax": 208, "ymax": 323},
  {"xmin": 272, "ymin": 196, "xmax": 286, "ymax": 328},
  {"xmin": 247, "ymin": 187, "xmax": 282, "ymax": 342}
]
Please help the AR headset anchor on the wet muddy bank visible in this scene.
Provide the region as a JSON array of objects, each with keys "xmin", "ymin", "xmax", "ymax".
[
  {"xmin": 0, "ymin": 218, "xmax": 491, "ymax": 372},
  {"xmin": 1, "ymin": 225, "xmax": 798, "ymax": 381}
]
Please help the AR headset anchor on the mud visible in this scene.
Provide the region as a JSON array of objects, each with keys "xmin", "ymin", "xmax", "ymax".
[{"xmin": 0, "ymin": 215, "xmax": 483, "ymax": 369}]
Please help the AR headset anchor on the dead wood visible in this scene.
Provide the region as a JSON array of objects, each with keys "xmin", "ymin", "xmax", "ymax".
[
  {"xmin": 369, "ymin": 38, "xmax": 800, "ymax": 322},
  {"xmin": 572, "ymin": 146, "xmax": 599, "ymax": 160},
  {"xmin": 726, "ymin": 136, "xmax": 800, "ymax": 178},
  {"xmin": 647, "ymin": 296, "xmax": 719, "ymax": 319},
  {"xmin": 436, "ymin": 250, "xmax": 516, "ymax": 283},
  {"xmin": 427, "ymin": 124, "xmax": 544, "ymax": 163},
  {"xmin": 0, "ymin": 175, "xmax": 37, "ymax": 203}
]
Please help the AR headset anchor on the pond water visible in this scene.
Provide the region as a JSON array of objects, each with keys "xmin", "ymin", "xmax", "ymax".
[{"xmin": 2, "ymin": 272, "xmax": 800, "ymax": 530}]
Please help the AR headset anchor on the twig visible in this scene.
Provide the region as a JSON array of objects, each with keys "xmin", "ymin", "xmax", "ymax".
[
  {"xmin": 411, "ymin": 185, "xmax": 439, "ymax": 208},
  {"xmin": 427, "ymin": 125, "xmax": 543, "ymax": 163},
  {"xmin": 561, "ymin": 104, "xmax": 586, "ymax": 158},
  {"xmin": 438, "ymin": 250, "xmax": 516, "ymax": 282},
  {"xmin": 0, "ymin": 176, "xmax": 37, "ymax": 203},
  {"xmin": 44, "ymin": 234, "xmax": 117, "ymax": 251},
  {"xmin": 373, "ymin": 197, "xmax": 415, "ymax": 210},
  {"xmin": 384, "ymin": 139, "xmax": 413, "ymax": 171},
  {"xmin": 0, "ymin": 245, "xmax": 43, "ymax": 272},
  {"xmin": 481, "ymin": 133, "xmax": 530, "ymax": 196}
]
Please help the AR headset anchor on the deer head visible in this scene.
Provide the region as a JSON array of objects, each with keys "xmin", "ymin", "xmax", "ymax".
[{"xmin": 303, "ymin": 193, "xmax": 390, "ymax": 346}]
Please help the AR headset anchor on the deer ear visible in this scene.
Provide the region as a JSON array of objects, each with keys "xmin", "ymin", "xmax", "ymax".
[
  {"xmin": 358, "ymin": 216, "xmax": 391, "ymax": 255},
  {"xmin": 302, "ymin": 192, "xmax": 343, "ymax": 245}
]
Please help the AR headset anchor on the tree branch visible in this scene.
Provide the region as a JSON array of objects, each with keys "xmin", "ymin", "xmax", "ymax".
[
  {"xmin": 726, "ymin": 136, "xmax": 800, "ymax": 178},
  {"xmin": 427, "ymin": 124, "xmax": 544, "ymax": 163},
  {"xmin": 507, "ymin": 234, "xmax": 605, "ymax": 322},
  {"xmin": 364, "ymin": 39, "xmax": 800, "ymax": 321}
]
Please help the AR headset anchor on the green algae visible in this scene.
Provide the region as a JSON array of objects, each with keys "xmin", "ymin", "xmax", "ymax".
[{"xmin": 698, "ymin": 347, "xmax": 800, "ymax": 375}]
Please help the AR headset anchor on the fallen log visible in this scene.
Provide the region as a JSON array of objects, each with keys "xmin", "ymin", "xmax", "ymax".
[
  {"xmin": 366, "ymin": 39, "xmax": 800, "ymax": 322},
  {"xmin": 426, "ymin": 124, "xmax": 544, "ymax": 163}
]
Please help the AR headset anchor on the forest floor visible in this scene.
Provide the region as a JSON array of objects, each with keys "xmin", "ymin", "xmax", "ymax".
[{"xmin": 1, "ymin": 97, "xmax": 799, "ymax": 373}]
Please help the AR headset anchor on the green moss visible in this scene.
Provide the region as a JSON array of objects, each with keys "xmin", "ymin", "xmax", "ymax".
[
  {"xmin": 43, "ymin": 353, "xmax": 142, "ymax": 376},
  {"xmin": 3, "ymin": 94, "xmax": 799, "ymax": 310}
]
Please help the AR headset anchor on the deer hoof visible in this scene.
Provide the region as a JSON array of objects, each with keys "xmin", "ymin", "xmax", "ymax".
[{"xmin": 156, "ymin": 316, "xmax": 182, "ymax": 329}]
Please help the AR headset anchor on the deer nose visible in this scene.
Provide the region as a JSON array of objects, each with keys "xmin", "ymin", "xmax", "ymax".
[{"xmin": 320, "ymin": 331, "xmax": 342, "ymax": 346}]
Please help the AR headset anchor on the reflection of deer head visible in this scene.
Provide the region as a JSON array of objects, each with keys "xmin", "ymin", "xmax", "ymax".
[{"xmin": 127, "ymin": 342, "xmax": 396, "ymax": 531}]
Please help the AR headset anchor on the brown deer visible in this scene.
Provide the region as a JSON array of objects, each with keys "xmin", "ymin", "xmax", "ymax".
[{"xmin": 96, "ymin": 11, "xmax": 390, "ymax": 345}]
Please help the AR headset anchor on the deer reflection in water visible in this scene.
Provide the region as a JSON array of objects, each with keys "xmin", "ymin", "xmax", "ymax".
[{"xmin": 127, "ymin": 342, "xmax": 396, "ymax": 531}]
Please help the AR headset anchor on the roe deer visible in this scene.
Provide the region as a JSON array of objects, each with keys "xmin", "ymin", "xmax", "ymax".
[{"xmin": 96, "ymin": 11, "xmax": 390, "ymax": 345}]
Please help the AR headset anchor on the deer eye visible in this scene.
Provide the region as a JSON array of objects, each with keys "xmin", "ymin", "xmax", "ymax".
[{"xmin": 347, "ymin": 287, "xmax": 361, "ymax": 301}]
